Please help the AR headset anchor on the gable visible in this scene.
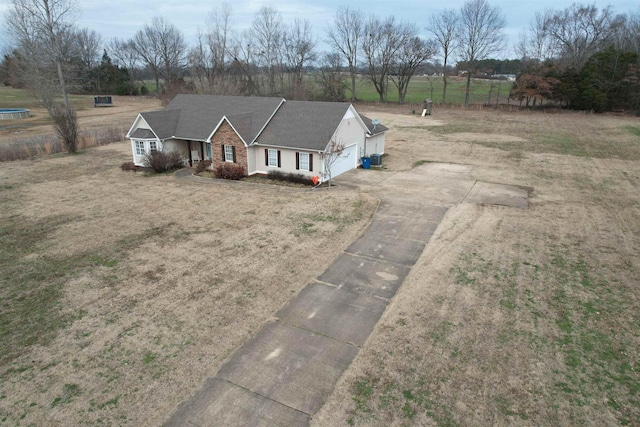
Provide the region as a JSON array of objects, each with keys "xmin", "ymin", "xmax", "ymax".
[
  {"xmin": 255, "ymin": 101, "xmax": 353, "ymax": 151},
  {"xmin": 168, "ymin": 94, "xmax": 284, "ymax": 142},
  {"xmin": 129, "ymin": 128, "xmax": 156, "ymax": 139},
  {"xmin": 210, "ymin": 120, "xmax": 244, "ymax": 146},
  {"xmin": 126, "ymin": 114, "xmax": 156, "ymax": 139},
  {"xmin": 139, "ymin": 109, "xmax": 181, "ymax": 140}
]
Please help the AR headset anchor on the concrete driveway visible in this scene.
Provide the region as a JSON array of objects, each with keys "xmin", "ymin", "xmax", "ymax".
[{"xmin": 164, "ymin": 163, "xmax": 529, "ymax": 426}]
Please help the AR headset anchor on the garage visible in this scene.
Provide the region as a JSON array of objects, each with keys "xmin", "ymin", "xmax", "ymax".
[{"xmin": 325, "ymin": 143, "xmax": 358, "ymax": 180}]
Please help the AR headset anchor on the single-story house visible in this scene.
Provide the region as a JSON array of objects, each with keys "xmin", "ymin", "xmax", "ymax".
[{"xmin": 126, "ymin": 94, "xmax": 387, "ymax": 181}]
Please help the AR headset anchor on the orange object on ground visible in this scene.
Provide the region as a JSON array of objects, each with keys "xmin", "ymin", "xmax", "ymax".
[{"xmin": 311, "ymin": 176, "xmax": 319, "ymax": 185}]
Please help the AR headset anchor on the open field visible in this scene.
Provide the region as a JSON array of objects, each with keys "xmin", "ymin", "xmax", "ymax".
[
  {"xmin": 315, "ymin": 108, "xmax": 640, "ymax": 426},
  {"xmin": 351, "ymin": 75, "xmax": 509, "ymax": 105},
  {"xmin": 1, "ymin": 92, "xmax": 639, "ymax": 426},
  {"xmin": 0, "ymin": 87, "xmax": 161, "ymax": 140}
]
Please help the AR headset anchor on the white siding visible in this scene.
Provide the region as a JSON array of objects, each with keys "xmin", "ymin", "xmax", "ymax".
[
  {"xmin": 250, "ymin": 147, "xmax": 320, "ymax": 177},
  {"xmin": 163, "ymin": 139, "xmax": 189, "ymax": 158},
  {"xmin": 247, "ymin": 145, "xmax": 257, "ymax": 174},
  {"xmin": 131, "ymin": 139, "xmax": 164, "ymax": 166},
  {"xmin": 365, "ymin": 134, "xmax": 385, "ymax": 156},
  {"xmin": 332, "ymin": 116, "xmax": 366, "ymax": 161}
]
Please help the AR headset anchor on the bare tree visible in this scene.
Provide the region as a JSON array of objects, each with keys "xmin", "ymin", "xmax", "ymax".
[
  {"xmin": 428, "ymin": 9, "xmax": 460, "ymax": 104},
  {"xmin": 543, "ymin": 4, "xmax": 624, "ymax": 70},
  {"xmin": 188, "ymin": 3, "xmax": 233, "ymax": 94},
  {"xmin": 325, "ymin": 6, "xmax": 363, "ymax": 101},
  {"xmin": 228, "ymin": 31, "xmax": 259, "ymax": 95},
  {"xmin": 74, "ymin": 27, "xmax": 101, "ymax": 91},
  {"xmin": 362, "ymin": 15, "xmax": 412, "ymax": 102},
  {"xmin": 627, "ymin": 11, "xmax": 640, "ymax": 57},
  {"xmin": 108, "ymin": 37, "xmax": 139, "ymax": 89},
  {"xmin": 74, "ymin": 28, "xmax": 101, "ymax": 70},
  {"xmin": 251, "ymin": 6, "xmax": 284, "ymax": 96},
  {"xmin": 5, "ymin": 0, "xmax": 80, "ymax": 152},
  {"xmin": 188, "ymin": 30, "xmax": 213, "ymax": 93},
  {"xmin": 390, "ymin": 36, "xmax": 438, "ymax": 103},
  {"xmin": 134, "ymin": 17, "xmax": 187, "ymax": 93},
  {"xmin": 321, "ymin": 139, "xmax": 346, "ymax": 187},
  {"xmin": 6, "ymin": 0, "xmax": 78, "ymax": 111},
  {"xmin": 516, "ymin": 11, "xmax": 554, "ymax": 63},
  {"xmin": 283, "ymin": 19, "xmax": 316, "ymax": 98},
  {"xmin": 459, "ymin": 0, "xmax": 507, "ymax": 107},
  {"xmin": 317, "ymin": 52, "xmax": 347, "ymax": 101}
]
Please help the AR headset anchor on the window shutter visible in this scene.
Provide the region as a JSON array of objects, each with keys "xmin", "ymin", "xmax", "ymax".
[
  {"xmin": 296, "ymin": 152, "xmax": 299, "ymax": 170},
  {"xmin": 277, "ymin": 150, "xmax": 281, "ymax": 167},
  {"xmin": 232, "ymin": 146, "xmax": 236, "ymax": 163},
  {"xmin": 309, "ymin": 154, "xmax": 313, "ymax": 171},
  {"xmin": 221, "ymin": 145, "xmax": 225, "ymax": 161},
  {"xmin": 265, "ymin": 149, "xmax": 268, "ymax": 166}
]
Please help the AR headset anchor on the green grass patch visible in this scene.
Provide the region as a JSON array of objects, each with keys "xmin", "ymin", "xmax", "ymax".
[
  {"xmin": 624, "ymin": 126, "xmax": 640, "ymax": 137},
  {"xmin": 295, "ymin": 198, "xmax": 369, "ymax": 236},
  {"xmin": 0, "ymin": 86, "xmax": 92, "ymax": 110},
  {"xmin": 143, "ymin": 352, "xmax": 158, "ymax": 365},
  {"xmin": 50, "ymin": 383, "xmax": 81, "ymax": 408},
  {"xmin": 350, "ymin": 75, "xmax": 508, "ymax": 105}
]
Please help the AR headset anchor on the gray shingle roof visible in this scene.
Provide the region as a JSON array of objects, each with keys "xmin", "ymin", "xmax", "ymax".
[
  {"xmin": 139, "ymin": 109, "xmax": 181, "ymax": 140},
  {"xmin": 132, "ymin": 95, "xmax": 386, "ymax": 151},
  {"xmin": 166, "ymin": 94, "xmax": 283, "ymax": 142},
  {"xmin": 255, "ymin": 101, "xmax": 353, "ymax": 150},
  {"xmin": 129, "ymin": 128, "xmax": 157, "ymax": 139},
  {"xmin": 360, "ymin": 114, "xmax": 389, "ymax": 135}
]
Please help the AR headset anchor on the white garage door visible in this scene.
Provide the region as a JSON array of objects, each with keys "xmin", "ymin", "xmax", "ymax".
[{"xmin": 328, "ymin": 143, "xmax": 357, "ymax": 179}]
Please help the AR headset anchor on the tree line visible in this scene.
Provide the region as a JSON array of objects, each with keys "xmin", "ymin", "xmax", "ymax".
[
  {"xmin": 511, "ymin": 4, "xmax": 640, "ymax": 112},
  {"xmin": 2, "ymin": 0, "xmax": 639, "ymax": 130},
  {"xmin": 2, "ymin": 0, "xmax": 514, "ymax": 108}
]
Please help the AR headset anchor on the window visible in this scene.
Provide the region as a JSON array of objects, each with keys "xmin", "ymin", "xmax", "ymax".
[
  {"xmin": 224, "ymin": 144, "xmax": 235, "ymax": 162},
  {"xmin": 266, "ymin": 148, "xmax": 280, "ymax": 167},
  {"xmin": 296, "ymin": 152, "xmax": 313, "ymax": 171},
  {"xmin": 149, "ymin": 141, "xmax": 157, "ymax": 152},
  {"xmin": 135, "ymin": 140, "xmax": 145, "ymax": 156}
]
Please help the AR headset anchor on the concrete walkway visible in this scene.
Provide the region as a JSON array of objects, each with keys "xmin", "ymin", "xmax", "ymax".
[{"xmin": 164, "ymin": 163, "xmax": 529, "ymax": 426}]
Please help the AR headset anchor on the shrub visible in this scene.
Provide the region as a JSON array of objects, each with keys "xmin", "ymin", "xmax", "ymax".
[
  {"xmin": 267, "ymin": 170, "xmax": 312, "ymax": 185},
  {"xmin": 195, "ymin": 160, "xmax": 212, "ymax": 174},
  {"xmin": 214, "ymin": 163, "xmax": 245, "ymax": 180},
  {"xmin": 286, "ymin": 172, "xmax": 313, "ymax": 185},
  {"xmin": 267, "ymin": 170, "xmax": 286, "ymax": 181},
  {"xmin": 50, "ymin": 105, "xmax": 79, "ymax": 154},
  {"xmin": 143, "ymin": 150, "xmax": 183, "ymax": 173},
  {"xmin": 120, "ymin": 161, "xmax": 136, "ymax": 171}
]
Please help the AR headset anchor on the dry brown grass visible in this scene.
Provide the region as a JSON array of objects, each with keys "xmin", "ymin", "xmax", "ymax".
[
  {"xmin": 1, "ymin": 99, "xmax": 639, "ymax": 426},
  {"xmin": 0, "ymin": 129, "xmax": 376, "ymax": 425},
  {"xmin": 314, "ymin": 107, "xmax": 640, "ymax": 426}
]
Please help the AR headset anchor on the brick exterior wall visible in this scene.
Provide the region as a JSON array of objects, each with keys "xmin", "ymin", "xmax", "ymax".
[{"xmin": 210, "ymin": 121, "xmax": 248, "ymax": 175}]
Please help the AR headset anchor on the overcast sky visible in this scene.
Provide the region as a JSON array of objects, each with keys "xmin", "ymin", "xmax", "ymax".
[{"xmin": 1, "ymin": 0, "xmax": 638, "ymax": 59}]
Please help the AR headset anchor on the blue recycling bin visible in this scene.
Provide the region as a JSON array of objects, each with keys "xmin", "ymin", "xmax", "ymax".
[{"xmin": 361, "ymin": 157, "xmax": 371, "ymax": 169}]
